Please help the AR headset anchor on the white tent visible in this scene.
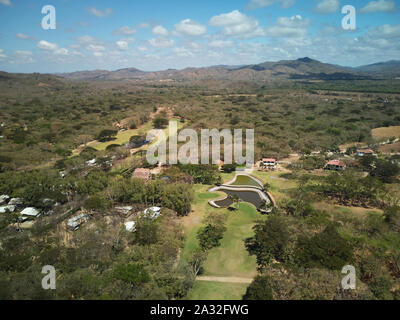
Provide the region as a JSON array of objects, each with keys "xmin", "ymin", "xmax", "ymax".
[
  {"xmin": 0, "ymin": 205, "xmax": 16, "ymax": 214},
  {"xmin": 124, "ymin": 221, "xmax": 136, "ymax": 232},
  {"xmin": 20, "ymin": 207, "xmax": 41, "ymax": 217}
]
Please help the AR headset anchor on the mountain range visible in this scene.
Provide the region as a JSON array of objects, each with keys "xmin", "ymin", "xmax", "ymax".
[{"xmin": 57, "ymin": 58, "xmax": 400, "ymax": 82}]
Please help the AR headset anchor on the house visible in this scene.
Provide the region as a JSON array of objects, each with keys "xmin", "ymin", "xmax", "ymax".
[
  {"xmin": 143, "ymin": 207, "xmax": 161, "ymax": 220},
  {"xmin": 325, "ymin": 160, "xmax": 346, "ymax": 171},
  {"xmin": 124, "ymin": 221, "xmax": 136, "ymax": 232},
  {"xmin": 8, "ymin": 198, "xmax": 23, "ymax": 206},
  {"xmin": 261, "ymin": 158, "xmax": 277, "ymax": 168},
  {"xmin": 20, "ymin": 207, "xmax": 41, "ymax": 222},
  {"xmin": 0, "ymin": 195, "xmax": 10, "ymax": 205},
  {"xmin": 357, "ymin": 149, "xmax": 375, "ymax": 157},
  {"xmin": 67, "ymin": 213, "xmax": 90, "ymax": 231},
  {"xmin": 133, "ymin": 168, "xmax": 151, "ymax": 181},
  {"xmin": 0, "ymin": 205, "xmax": 16, "ymax": 214}
]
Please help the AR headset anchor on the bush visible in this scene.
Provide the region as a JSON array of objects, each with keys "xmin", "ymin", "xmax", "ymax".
[
  {"xmin": 243, "ymin": 276, "xmax": 274, "ymax": 300},
  {"xmin": 113, "ymin": 264, "xmax": 151, "ymax": 284},
  {"xmin": 296, "ymin": 224, "xmax": 353, "ymax": 270}
]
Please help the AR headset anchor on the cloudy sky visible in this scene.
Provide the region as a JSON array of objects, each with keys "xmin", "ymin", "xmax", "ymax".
[{"xmin": 0, "ymin": 0, "xmax": 399, "ymax": 73}]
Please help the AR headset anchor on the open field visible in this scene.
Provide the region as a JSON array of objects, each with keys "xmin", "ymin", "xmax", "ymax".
[
  {"xmin": 186, "ymin": 281, "xmax": 248, "ymax": 300},
  {"xmin": 372, "ymin": 126, "xmax": 400, "ymax": 141},
  {"xmin": 181, "ymin": 173, "xmax": 270, "ymax": 299}
]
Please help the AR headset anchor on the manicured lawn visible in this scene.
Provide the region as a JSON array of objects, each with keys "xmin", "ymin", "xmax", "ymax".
[
  {"xmin": 203, "ymin": 202, "xmax": 264, "ymax": 278},
  {"xmin": 181, "ymin": 175, "xmax": 268, "ymax": 299},
  {"xmin": 187, "ymin": 281, "xmax": 248, "ymax": 300}
]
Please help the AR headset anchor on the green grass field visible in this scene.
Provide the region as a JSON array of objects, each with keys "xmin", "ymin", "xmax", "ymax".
[
  {"xmin": 181, "ymin": 173, "xmax": 269, "ymax": 300},
  {"xmin": 92, "ymin": 121, "xmax": 154, "ymax": 151},
  {"xmin": 187, "ymin": 281, "xmax": 248, "ymax": 300}
]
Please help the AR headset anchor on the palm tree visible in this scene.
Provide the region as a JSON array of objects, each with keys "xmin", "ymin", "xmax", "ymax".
[{"xmin": 231, "ymin": 195, "xmax": 240, "ymax": 210}]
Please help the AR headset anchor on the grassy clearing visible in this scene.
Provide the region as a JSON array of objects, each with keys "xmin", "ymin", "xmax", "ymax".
[
  {"xmin": 93, "ymin": 121, "xmax": 154, "ymax": 151},
  {"xmin": 372, "ymin": 126, "xmax": 400, "ymax": 141},
  {"xmin": 181, "ymin": 173, "xmax": 269, "ymax": 299},
  {"xmin": 187, "ymin": 281, "xmax": 248, "ymax": 300},
  {"xmin": 251, "ymin": 170, "xmax": 297, "ymax": 202},
  {"xmin": 203, "ymin": 202, "xmax": 264, "ymax": 278}
]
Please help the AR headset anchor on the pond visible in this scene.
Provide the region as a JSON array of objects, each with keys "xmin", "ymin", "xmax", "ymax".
[
  {"xmin": 228, "ymin": 174, "xmax": 263, "ymax": 188},
  {"xmin": 209, "ymin": 174, "xmax": 271, "ymax": 211},
  {"xmin": 213, "ymin": 189, "xmax": 266, "ymax": 209}
]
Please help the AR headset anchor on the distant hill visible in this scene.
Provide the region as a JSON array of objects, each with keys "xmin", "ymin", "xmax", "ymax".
[
  {"xmin": 354, "ymin": 60, "xmax": 400, "ymax": 77},
  {"xmin": 47, "ymin": 58, "xmax": 400, "ymax": 81}
]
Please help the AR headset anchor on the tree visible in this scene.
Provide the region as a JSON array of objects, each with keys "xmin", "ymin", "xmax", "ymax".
[
  {"xmin": 383, "ymin": 206, "xmax": 400, "ymax": 232},
  {"xmin": 243, "ymin": 276, "xmax": 274, "ymax": 300},
  {"xmin": 197, "ymin": 223, "xmax": 226, "ymax": 251},
  {"xmin": 221, "ymin": 164, "xmax": 237, "ymax": 173},
  {"xmin": 370, "ymin": 159, "xmax": 400, "ymax": 183},
  {"xmin": 134, "ymin": 218, "xmax": 159, "ymax": 246},
  {"xmin": 97, "ymin": 129, "xmax": 117, "ymax": 142},
  {"xmin": 188, "ymin": 249, "xmax": 207, "ymax": 277},
  {"xmin": 153, "ymin": 116, "xmax": 168, "ymax": 129},
  {"xmin": 231, "ymin": 194, "xmax": 240, "ymax": 210},
  {"xmin": 245, "ymin": 216, "xmax": 290, "ymax": 269},
  {"xmin": 162, "ymin": 183, "xmax": 194, "ymax": 216},
  {"xmin": 296, "ymin": 224, "xmax": 353, "ymax": 270},
  {"xmin": 113, "ymin": 264, "xmax": 151, "ymax": 284}
]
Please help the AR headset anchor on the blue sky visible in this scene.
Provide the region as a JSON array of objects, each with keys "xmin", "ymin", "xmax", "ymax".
[{"xmin": 0, "ymin": 0, "xmax": 399, "ymax": 73}]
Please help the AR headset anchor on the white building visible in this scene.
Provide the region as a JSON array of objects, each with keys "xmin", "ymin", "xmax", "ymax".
[{"xmin": 143, "ymin": 207, "xmax": 161, "ymax": 220}]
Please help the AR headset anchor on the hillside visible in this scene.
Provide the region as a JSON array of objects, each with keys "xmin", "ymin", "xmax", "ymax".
[{"xmin": 58, "ymin": 57, "xmax": 375, "ymax": 82}]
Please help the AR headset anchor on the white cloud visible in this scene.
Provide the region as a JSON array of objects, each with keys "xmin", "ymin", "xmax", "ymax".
[
  {"xmin": 248, "ymin": 0, "xmax": 295, "ymax": 9},
  {"xmin": 360, "ymin": 0, "xmax": 397, "ymax": 13},
  {"xmin": 13, "ymin": 50, "xmax": 34, "ymax": 64},
  {"xmin": 314, "ymin": 0, "xmax": 340, "ymax": 14},
  {"xmin": 87, "ymin": 7, "xmax": 113, "ymax": 18},
  {"xmin": 208, "ymin": 40, "xmax": 234, "ymax": 48},
  {"xmin": 16, "ymin": 33, "xmax": 35, "ymax": 40},
  {"xmin": 137, "ymin": 22, "xmax": 150, "ymax": 29},
  {"xmin": 209, "ymin": 10, "xmax": 265, "ymax": 38},
  {"xmin": 116, "ymin": 40, "xmax": 129, "ymax": 51},
  {"xmin": 37, "ymin": 40, "xmax": 69, "ymax": 56},
  {"xmin": 113, "ymin": 26, "xmax": 136, "ymax": 35},
  {"xmin": 267, "ymin": 15, "xmax": 310, "ymax": 38},
  {"xmin": 37, "ymin": 40, "xmax": 58, "ymax": 51},
  {"xmin": 152, "ymin": 25, "xmax": 169, "ymax": 36},
  {"xmin": 174, "ymin": 19, "xmax": 207, "ymax": 36},
  {"xmin": 173, "ymin": 47, "xmax": 194, "ymax": 57},
  {"xmin": 0, "ymin": 49, "xmax": 7, "ymax": 60},
  {"xmin": 367, "ymin": 24, "xmax": 400, "ymax": 39},
  {"xmin": 0, "ymin": 0, "xmax": 11, "ymax": 6},
  {"xmin": 148, "ymin": 38, "xmax": 174, "ymax": 48},
  {"xmin": 86, "ymin": 44, "xmax": 106, "ymax": 52}
]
